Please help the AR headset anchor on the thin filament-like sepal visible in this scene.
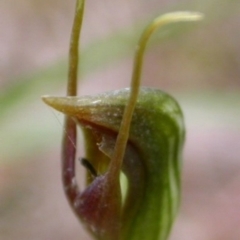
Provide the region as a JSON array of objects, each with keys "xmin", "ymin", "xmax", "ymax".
[{"xmin": 108, "ymin": 11, "xmax": 203, "ymax": 180}]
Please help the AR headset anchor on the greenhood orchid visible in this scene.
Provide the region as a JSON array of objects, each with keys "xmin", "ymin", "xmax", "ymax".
[{"xmin": 42, "ymin": 1, "xmax": 203, "ymax": 239}]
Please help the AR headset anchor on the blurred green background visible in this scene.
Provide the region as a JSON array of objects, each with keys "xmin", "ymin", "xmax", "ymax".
[{"xmin": 1, "ymin": 0, "xmax": 240, "ymax": 239}]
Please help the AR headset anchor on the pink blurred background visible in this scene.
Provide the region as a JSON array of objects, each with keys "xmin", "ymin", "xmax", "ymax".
[{"xmin": 1, "ymin": 0, "xmax": 240, "ymax": 239}]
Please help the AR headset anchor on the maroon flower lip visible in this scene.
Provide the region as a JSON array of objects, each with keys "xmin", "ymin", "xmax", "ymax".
[{"xmin": 76, "ymin": 174, "xmax": 121, "ymax": 240}]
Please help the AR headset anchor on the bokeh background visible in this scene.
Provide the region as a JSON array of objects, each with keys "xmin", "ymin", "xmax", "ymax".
[{"xmin": 1, "ymin": 0, "xmax": 240, "ymax": 239}]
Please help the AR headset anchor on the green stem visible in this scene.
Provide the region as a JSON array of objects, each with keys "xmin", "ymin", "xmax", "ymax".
[
  {"xmin": 62, "ymin": 0, "xmax": 85, "ymax": 210},
  {"xmin": 67, "ymin": 0, "xmax": 85, "ymax": 96},
  {"xmin": 108, "ymin": 11, "xmax": 203, "ymax": 179}
]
